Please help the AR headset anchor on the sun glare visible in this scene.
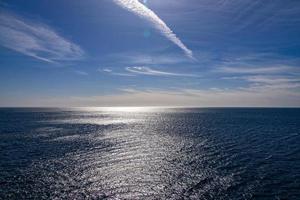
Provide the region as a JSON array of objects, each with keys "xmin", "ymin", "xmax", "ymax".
[{"xmin": 76, "ymin": 107, "xmax": 158, "ymax": 113}]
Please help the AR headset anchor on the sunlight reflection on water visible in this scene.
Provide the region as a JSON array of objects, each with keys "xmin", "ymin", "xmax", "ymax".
[{"xmin": 0, "ymin": 108, "xmax": 299, "ymax": 199}]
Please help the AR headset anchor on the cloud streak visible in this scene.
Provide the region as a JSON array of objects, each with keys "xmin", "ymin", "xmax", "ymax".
[
  {"xmin": 0, "ymin": 12, "xmax": 84, "ymax": 63},
  {"xmin": 224, "ymin": 75, "xmax": 300, "ymax": 90},
  {"xmin": 74, "ymin": 70, "xmax": 88, "ymax": 76},
  {"xmin": 113, "ymin": 0, "xmax": 193, "ymax": 59},
  {"xmin": 100, "ymin": 68, "xmax": 135, "ymax": 76},
  {"xmin": 125, "ymin": 66, "xmax": 199, "ymax": 77},
  {"xmin": 216, "ymin": 66, "xmax": 297, "ymax": 74}
]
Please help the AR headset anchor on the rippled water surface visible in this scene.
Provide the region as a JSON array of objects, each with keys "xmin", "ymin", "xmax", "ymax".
[{"xmin": 0, "ymin": 108, "xmax": 299, "ymax": 199}]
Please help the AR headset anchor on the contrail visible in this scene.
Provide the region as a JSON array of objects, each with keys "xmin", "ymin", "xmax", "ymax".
[{"xmin": 113, "ymin": 0, "xmax": 194, "ymax": 59}]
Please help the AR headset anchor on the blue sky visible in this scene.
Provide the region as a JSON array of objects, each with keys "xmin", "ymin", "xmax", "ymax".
[{"xmin": 0, "ymin": 0, "xmax": 300, "ymax": 107}]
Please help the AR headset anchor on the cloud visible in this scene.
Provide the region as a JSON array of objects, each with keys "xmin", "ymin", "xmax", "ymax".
[
  {"xmin": 74, "ymin": 70, "xmax": 88, "ymax": 76},
  {"xmin": 113, "ymin": 0, "xmax": 194, "ymax": 59},
  {"xmin": 222, "ymin": 74, "xmax": 300, "ymax": 92},
  {"xmin": 125, "ymin": 66, "xmax": 199, "ymax": 77},
  {"xmin": 104, "ymin": 53, "xmax": 194, "ymax": 65},
  {"xmin": 244, "ymin": 75, "xmax": 300, "ymax": 90},
  {"xmin": 0, "ymin": 12, "xmax": 84, "ymax": 63},
  {"xmin": 99, "ymin": 68, "xmax": 135, "ymax": 76},
  {"xmin": 245, "ymin": 75, "xmax": 300, "ymax": 85},
  {"xmin": 216, "ymin": 66, "xmax": 297, "ymax": 74},
  {"xmin": 103, "ymin": 68, "xmax": 112, "ymax": 73}
]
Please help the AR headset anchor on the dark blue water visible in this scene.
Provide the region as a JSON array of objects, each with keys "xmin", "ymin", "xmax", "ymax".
[{"xmin": 0, "ymin": 108, "xmax": 299, "ymax": 199}]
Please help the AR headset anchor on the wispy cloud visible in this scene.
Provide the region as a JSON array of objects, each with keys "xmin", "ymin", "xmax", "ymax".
[
  {"xmin": 74, "ymin": 70, "xmax": 88, "ymax": 76},
  {"xmin": 245, "ymin": 75, "xmax": 300, "ymax": 85},
  {"xmin": 113, "ymin": 0, "xmax": 194, "ymax": 59},
  {"xmin": 99, "ymin": 66, "xmax": 199, "ymax": 77},
  {"xmin": 125, "ymin": 66, "xmax": 199, "ymax": 77},
  {"xmin": 99, "ymin": 68, "xmax": 135, "ymax": 77},
  {"xmin": 103, "ymin": 53, "xmax": 194, "ymax": 65},
  {"xmin": 224, "ymin": 75, "xmax": 300, "ymax": 90},
  {"xmin": 102, "ymin": 68, "xmax": 112, "ymax": 73},
  {"xmin": 216, "ymin": 66, "xmax": 297, "ymax": 74},
  {"xmin": 0, "ymin": 12, "xmax": 84, "ymax": 63}
]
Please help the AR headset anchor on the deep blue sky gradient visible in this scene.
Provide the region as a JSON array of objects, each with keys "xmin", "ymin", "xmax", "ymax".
[{"xmin": 0, "ymin": 0, "xmax": 300, "ymax": 106}]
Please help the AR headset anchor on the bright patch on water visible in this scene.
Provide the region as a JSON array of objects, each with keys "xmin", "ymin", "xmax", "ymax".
[{"xmin": 0, "ymin": 108, "xmax": 299, "ymax": 199}]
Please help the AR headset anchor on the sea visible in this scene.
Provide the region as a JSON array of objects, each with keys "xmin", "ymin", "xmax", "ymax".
[{"xmin": 0, "ymin": 107, "xmax": 299, "ymax": 200}]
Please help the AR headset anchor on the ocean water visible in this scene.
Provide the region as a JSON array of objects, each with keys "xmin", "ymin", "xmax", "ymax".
[{"xmin": 0, "ymin": 107, "xmax": 299, "ymax": 200}]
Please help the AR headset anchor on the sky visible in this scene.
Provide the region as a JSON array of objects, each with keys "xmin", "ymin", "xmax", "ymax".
[{"xmin": 0, "ymin": 0, "xmax": 300, "ymax": 107}]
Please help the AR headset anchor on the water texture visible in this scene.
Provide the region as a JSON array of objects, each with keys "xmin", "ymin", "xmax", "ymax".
[{"xmin": 0, "ymin": 108, "xmax": 299, "ymax": 199}]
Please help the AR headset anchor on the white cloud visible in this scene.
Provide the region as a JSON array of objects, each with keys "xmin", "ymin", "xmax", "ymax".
[
  {"xmin": 106, "ymin": 53, "xmax": 194, "ymax": 65},
  {"xmin": 113, "ymin": 0, "xmax": 194, "ymax": 59},
  {"xmin": 245, "ymin": 75, "xmax": 300, "ymax": 84},
  {"xmin": 125, "ymin": 66, "xmax": 200, "ymax": 77},
  {"xmin": 216, "ymin": 66, "xmax": 297, "ymax": 74},
  {"xmin": 74, "ymin": 70, "xmax": 88, "ymax": 76},
  {"xmin": 0, "ymin": 12, "xmax": 84, "ymax": 63},
  {"xmin": 102, "ymin": 68, "xmax": 112, "ymax": 73},
  {"xmin": 223, "ymin": 75, "xmax": 300, "ymax": 90},
  {"xmin": 99, "ymin": 68, "xmax": 135, "ymax": 76}
]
